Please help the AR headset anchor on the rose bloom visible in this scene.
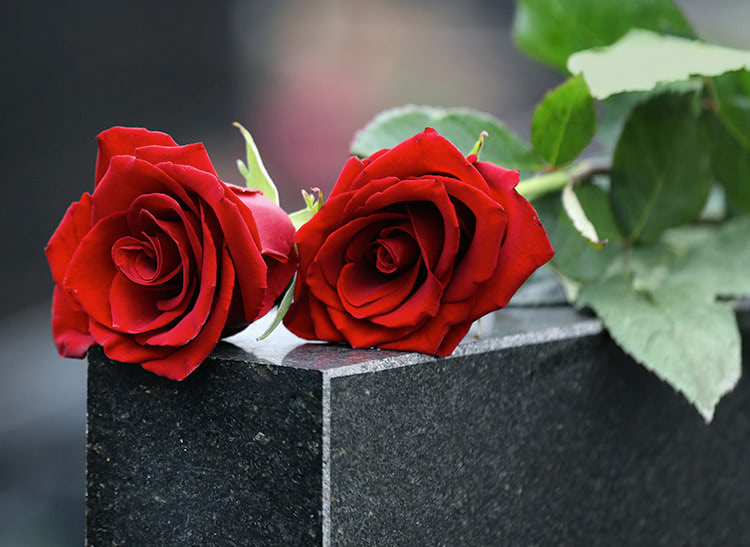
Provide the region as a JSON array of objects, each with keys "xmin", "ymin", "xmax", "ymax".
[
  {"xmin": 46, "ymin": 127, "xmax": 295, "ymax": 379},
  {"xmin": 284, "ymin": 128, "xmax": 554, "ymax": 356}
]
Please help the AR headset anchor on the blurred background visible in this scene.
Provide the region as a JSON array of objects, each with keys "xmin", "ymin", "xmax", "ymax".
[{"xmin": 1, "ymin": 0, "xmax": 748, "ymax": 543}]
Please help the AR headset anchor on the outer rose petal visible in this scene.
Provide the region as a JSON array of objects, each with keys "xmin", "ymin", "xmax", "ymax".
[
  {"xmin": 229, "ymin": 185, "xmax": 295, "ymax": 263},
  {"xmin": 45, "ymin": 192, "xmax": 93, "ymax": 287},
  {"xmin": 353, "ymin": 128, "xmax": 489, "ymax": 194},
  {"xmin": 95, "ymin": 127, "xmax": 177, "ymax": 185},
  {"xmin": 470, "ymin": 161, "xmax": 554, "ymax": 317},
  {"xmin": 135, "ymin": 143, "xmax": 218, "ymax": 177},
  {"xmin": 64, "ymin": 213, "xmax": 129, "ymax": 326},
  {"xmin": 51, "ymin": 286, "xmax": 95, "ymax": 358},
  {"xmin": 92, "ymin": 156, "xmax": 194, "ymax": 223}
]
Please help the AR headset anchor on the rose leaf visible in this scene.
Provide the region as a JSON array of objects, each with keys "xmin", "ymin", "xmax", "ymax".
[
  {"xmin": 288, "ymin": 188, "xmax": 324, "ymax": 230},
  {"xmin": 233, "ymin": 122, "xmax": 279, "ymax": 205},
  {"xmin": 513, "ymin": 0, "xmax": 694, "ymax": 73},
  {"xmin": 257, "ymin": 272, "xmax": 297, "ymax": 341},
  {"xmin": 596, "ymin": 79, "xmax": 703, "ymax": 151},
  {"xmin": 531, "ymin": 74, "xmax": 596, "ymax": 167},
  {"xmin": 568, "ymin": 30, "xmax": 750, "ymax": 100},
  {"xmin": 610, "ymin": 92, "xmax": 711, "ymax": 243},
  {"xmin": 578, "ymin": 273, "xmax": 741, "ymax": 423},
  {"xmin": 561, "ymin": 183, "xmax": 606, "ymax": 248},
  {"xmin": 662, "ymin": 215, "xmax": 750, "ymax": 300},
  {"xmin": 701, "ymin": 72, "xmax": 750, "ymax": 213},
  {"xmin": 534, "ymin": 185, "xmax": 622, "ymax": 288},
  {"xmin": 351, "ymin": 105, "xmax": 545, "ymax": 178}
]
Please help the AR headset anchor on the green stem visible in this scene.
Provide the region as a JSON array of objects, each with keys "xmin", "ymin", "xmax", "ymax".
[
  {"xmin": 516, "ymin": 171, "xmax": 570, "ymax": 201},
  {"xmin": 516, "ymin": 157, "xmax": 611, "ymax": 201}
]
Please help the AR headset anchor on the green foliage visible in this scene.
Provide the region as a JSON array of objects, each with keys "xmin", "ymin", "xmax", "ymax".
[
  {"xmin": 351, "ymin": 105, "xmax": 544, "ymax": 177},
  {"xmin": 288, "ymin": 189, "xmax": 324, "ymax": 230},
  {"xmin": 513, "ymin": 0, "xmax": 694, "ymax": 73},
  {"xmin": 534, "ymin": 185, "xmax": 622, "ymax": 289},
  {"xmin": 610, "ymin": 93, "xmax": 711, "ymax": 242},
  {"xmin": 705, "ymin": 70, "xmax": 750, "ymax": 212},
  {"xmin": 703, "ymin": 111, "xmax": 750, "ymax": 213},
  {"xmin": 561, "ymin": 183, "xmax": 606, "ymax": 248},
  {"xmin": 712, "ymin": 70, "xmax": 750, "ymax": 148},
  {"xmin": 569, "ymin": 30, "xmax": 750, "ymax": 99},
  {"xmin": 579, "ymin": 274, "xmax": 740, "ymax": 423},
  {"xmin": 234, "ymin": 122, "xmax": 279, "ymax": 205},
  {"xmin": 531, "ymin": 75, "xmax": 596, "ymax": 166},
  {"xmin": 665, "ymin": 216, "xmax": 750, "ymax": 299},
  {"xmin": 596, "ymin": 79, "xmax": 703, "ymax": 150},
  {"xmin": 257, "ymin": 272, "xmax": 297, "ymax": 341}
]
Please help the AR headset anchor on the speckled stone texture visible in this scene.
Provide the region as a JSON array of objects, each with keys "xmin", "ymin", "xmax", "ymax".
[
  {"xmin": 87, "ymin": 305, "xmax": 750, "ymax": 546},
  {"xmin": 86, "ymin": 346, "xmax": 324, "ymax": 545}
]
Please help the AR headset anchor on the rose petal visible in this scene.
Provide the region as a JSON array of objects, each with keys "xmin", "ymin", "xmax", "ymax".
[
  {"xmin": 329, "ymin": 156, "xmax": 366, "ymax": 198},
  {"xmin": 327, "ymin": 306, "xmax": 414, "ymax": 349},
  {"xmin": 375, "ymin": 230, "xmax": 419, "ymax": 273},
  {"xmin": 92, "ymin": 156, "xmax": 194, "ymax": 223},
  {"xmin": 126, "ymin": 193, "xmax": 203, "ymax": 271},
  {"xmin": 51, "ymin": 286, "xmax": 95, "ymax": 358},
  {"xmin": 369, "ymin": 268, "xmax": 443, "ymax": 328},
  {"xmin": 89, "ymin": 318, "xmax": 173, "ymax": 364},
  {"xmin": 229, "ymin": 185, "xmax": 295, "ymax": 262},
  {"xmin": 156, "ymin": 163, "xmax": 268, "ymax": 323},
  {"xmin": 284, "ymin": 192, "xmax": 361, "ymax": 339},
  {"xmin": 63, "ymin": 213, "xmax": 129, "ymax": 326},
  {"xmin": 136, "ymin": 203, "xmax": 219, "ymax": 347},
  {"xmin": 306, "ymin": 213, "xmax": 405, "ymax": 310},
  {"xmin": 135, "ymin": 143, "xmax": 218, "ymax": 177},
  {"xmin": 338, "ymin": 261, "xmax": 420, "ymax": 319},
  {"xmin": 341, "ymin": 177, "xmax": 461, "ymax": 283},
  {"xmin": 95, "ymin": 127, "xmax": 177, "ymax": 186},
  {"xmin": 437, "ymin": 176, "xmax": 508, "ymax": 302},
  {"xmin": 435, "ymin": 320, "xmax": 473, "ymax": 357},
  {"xmin": 377, "ymin": 299, "xmax": 473, "ymax": 355},
  {"xmin": 469, "ymin": 161, "xmax": 554, "ymax": 317},
  {"xmin": 45, "ymin": 193, "xmax": 93, "ymax": 288},
  {"xmin": 140, "ymin": 249, "xmax": 236, "ymax": 380},
  {"xmin": 109, "ymin": 272, "xmax": 187, "ymax": 334},
  {"xmin": 344, "ymin": 219, "xmax": 410, "ymax": 265},
  {"xmin": 350, "ymin": 128, "xmax": 489, "ymax": 194}
]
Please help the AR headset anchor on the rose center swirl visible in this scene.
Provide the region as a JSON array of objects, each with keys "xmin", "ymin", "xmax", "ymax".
[
  {"xmin": 372, "ymin": 230, "xmax": 420, "ymax": 274},
  {"xmin": 112, "ymin": 231, "xmax": 181, "ymax": 286}
]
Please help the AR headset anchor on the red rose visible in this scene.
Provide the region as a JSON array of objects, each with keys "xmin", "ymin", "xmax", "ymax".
[
  {"xmin": 46, "ymin": 127, "xmax": 296, "ymax": 380},
  {"xmin": 283, "ymin": 128, "xmax": 554, "ymax": 356}
]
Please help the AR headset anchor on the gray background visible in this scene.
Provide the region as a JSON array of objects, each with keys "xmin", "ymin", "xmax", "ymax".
[{"xmin": 1, "ymin": 0, "xmax": 748, "ymax": 543}]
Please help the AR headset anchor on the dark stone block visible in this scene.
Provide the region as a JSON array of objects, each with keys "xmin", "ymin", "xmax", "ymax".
[{"xmin": 87, "ymin": 304, "xmax": 750, "ymax": 546}]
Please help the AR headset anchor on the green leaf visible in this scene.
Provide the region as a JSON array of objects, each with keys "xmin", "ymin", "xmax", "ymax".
[
  {"xmin": 596, "ymin": 79, "xmax": 703, "ymax": 150},
  {"xmin": 561, "ymin": 183, "xmax": 606, "ymax": 248},
  {"xmin": 702, "ymin": 111, "xmax": 750, "ymax": 213},
  {"xmin": 712, "ymin": 69, "xmax": 750, "ymax": 148},
  {"xmin": 288, "ymin": 188, "xmax": 324, "ymax": 230},
  {"xmin": 534, "ymin": 185, "xmax": 622, "ymax": 287},
  {"xmin": 579, "ymin": 274, "xmax": 741, "ymax": 422},
  {"xmin": 666, "ymin": 215, "xmax": 750, "ymax": 299},
  {"xmin": 233, "ymin": 122, "xmax": 279, "ymax": 205},
  {"xmin": 569, "ymin": 30, "xmax": 750, "ymax": 99},
  {"xmin": 531, "ymin": 75, "xmax": 596, "ymax": 166},
  {"xmin": 610, "ymin": 93, "xmax": 711, "ymax": 242},
  {"xmin": 257, "ymin": 272, "xmax": 297, "ymax": 341},
  {"xmin": 513, "ymin": 0, "xmax": 694, "ymax": 73},
  {"xmin": 351, "ymin": 105, "xmax": 544, "ymax": 178}
]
